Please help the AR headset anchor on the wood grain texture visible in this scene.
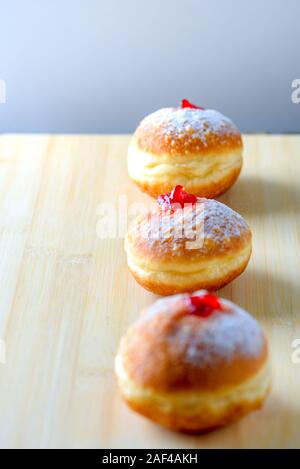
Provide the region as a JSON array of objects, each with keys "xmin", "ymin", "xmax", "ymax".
[{"xmin": 0, "ymin": 134, "xmax": 299, "ymax": 448}]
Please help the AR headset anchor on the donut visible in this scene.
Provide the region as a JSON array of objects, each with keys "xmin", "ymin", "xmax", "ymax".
[
  {"xmin": 115, "ymin": 291, "xmax": 271, "ymax": 432},
  {"xmin": 125, "ymin": 185, "xmax": 252, "ymax": 295},
  {"xmin": 128, "ymin": 99, "xmax": 243, "ymax": 198}
]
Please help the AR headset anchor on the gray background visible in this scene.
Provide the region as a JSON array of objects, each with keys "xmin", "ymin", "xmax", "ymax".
[{"xmin": 0, "ymin": 0, "xmax": 299, "ymax": 133}]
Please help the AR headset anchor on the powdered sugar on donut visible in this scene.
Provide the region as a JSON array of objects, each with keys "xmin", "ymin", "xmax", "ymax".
[
  {"xmin": 127, "ymin": 198, "xmax": 250, "ymax": 256},
  {"xmin": 144, "ymin": 293, "xmax": 265, "ymax": 364},
  {"xmin": 201, "ymin": 198, "xmax": 249, "ymax": 244},
  {"xmin": 140, "ymin": 107, "xmax": 240, "ymax": 147},
  {"xmin": 184, "ymin": 300, "xmax": 265, "ymax": 365}
]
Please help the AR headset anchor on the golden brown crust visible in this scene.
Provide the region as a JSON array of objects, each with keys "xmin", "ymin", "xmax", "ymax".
[
  {"xmin": 128, "ymin": 107, "xmax": 243, "ymax": 199},
  {"xmin": 126, "ymin": 199, "xmax": 251, "ymax": 262},
  {"xmin": 118, "ymin": 295, "xmax": 268, "ymax": 393},
  {"xmin": 133, "ymin": 108, "xmax": 243, "ymax": 157},
  {"xmin": 125, "ymin": 198, "xmax": 252, "ymax": 295},
  {"xmin": 115, "ymin": 294, "xmax": 270, "ymax": 432},
  {"xmin": 131, "ymin": 164, "xmax": 242, "ymax": 199},
  {"xmin": 128, "ymin": 248, "xmax": 251, "ymax": 295},
  {"xmin": 123, "ymin": 391, "xmax": 269, "ymax": 433}
]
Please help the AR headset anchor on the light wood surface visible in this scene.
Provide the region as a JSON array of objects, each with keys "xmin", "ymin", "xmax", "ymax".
[{"xmin": 0, "ymin": 134, "xmax": 300, "ymax": 449}]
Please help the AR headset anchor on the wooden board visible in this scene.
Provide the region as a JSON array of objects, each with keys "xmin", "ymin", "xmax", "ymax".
[{"xmin": 0, "ymin": 134, "xmax": 300, "ymax": 449}]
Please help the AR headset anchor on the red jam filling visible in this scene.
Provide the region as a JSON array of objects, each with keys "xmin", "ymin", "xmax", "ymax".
[
  {"xmin": 157, "ymin": 185, "xmax": 197, "ymax": 210},
  {"xmin": 188, "ymin": 293, "xmax": 223, "ymax": 318},
  {"xmin": 180, "ymin": 99, "xmax": 205, "ymax": 110}
]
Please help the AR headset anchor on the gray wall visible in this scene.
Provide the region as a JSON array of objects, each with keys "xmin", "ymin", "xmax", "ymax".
[{"xmin": 0, "ymin": 0, "xmax": 299, "ymax": 133}]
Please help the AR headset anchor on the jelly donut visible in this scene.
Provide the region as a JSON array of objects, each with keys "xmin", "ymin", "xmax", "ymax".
[
  {"xmin": 125, "ymin": 186, "xmax": 252, "ymax": 295},
  {"xmin": 115, "ymin": 291, "xmax": 271, "ymax": 432},
  {"xmin": 128, "ymin": 99, "xmax": 243, "ymax": 198}
]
